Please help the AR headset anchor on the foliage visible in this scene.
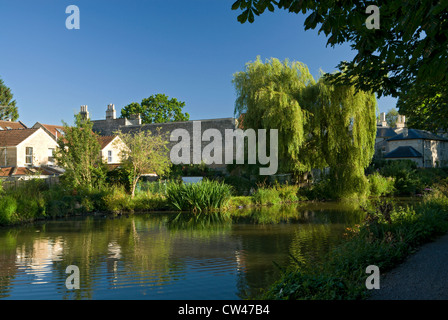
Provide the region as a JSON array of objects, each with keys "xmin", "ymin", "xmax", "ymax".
[
  {"xmin": 250, "ymin": 183, "xmax": 300, "ymax": 205},
  {"xmin": 166, "ymin": 179, "xmax": 233, "ymax": 213},
  {"xmin": 0, "ymin": 196, "xmax": 18, "ymax": 225},
  {"xmin": 227, "ymin": 196, "xmax": 254, "ymax": 208},
  {"xmin": 385, "ymin": 108, "xmax": 399, "ymax": 128},
  {"xmin": 376, "ymin": 160, "xmax": 431, "ymax": 196},
  {"xmin": 367, "ymin": 172, "xmax": 395, "ymax": 197},
  {"xmin": 121, "ymin": 93, "xmax": 190, "ymax": 124},
  {"xmin": 233, "ymin": 57, "xmax": 377, "ymax": 198},
  {"xmin": 106, "ymin": 166, "xmax": 134, "ymax": 192},
  {"xmin": 233, "ymin": 56, "xmax": 314, "ymax": 175},
  {"xmin": 55, "ymin": 114, "xmax": 107, "ymax": 191},
  {"xmin": 0, "ymin": 179, "xmax": 48, "ymax": 225},
  {"xmin": 252, "ymin": 187, "xmax": 281, "ymax": 205},
  {"xmin": 396, "ymin": 86, "xmax": 447, "ymax": 132},
  {"xmin": 231, "ymin": 1, "xmax": 448, "ymax": 132},
  {"xmin": 115, "ymin": 128, "xmax": 171, "ymax": 197},
  {"xmin": 0, "ymin": 77, "xmax": 19, "ymax": 121},
  {"xmin": 223, "ymin": 175, "xmax": 256, "ymax": 196},
  {"xmin": 168, "ymin": 162, "xmax": 210, "ymax": 179}
]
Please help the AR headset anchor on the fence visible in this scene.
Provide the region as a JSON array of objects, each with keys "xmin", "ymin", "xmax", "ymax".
[{"xmin": 1, "ymin": 176, "xmax": 60, "ymax": 190}]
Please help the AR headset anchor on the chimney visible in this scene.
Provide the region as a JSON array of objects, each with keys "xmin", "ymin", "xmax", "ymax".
[
  {"xmin": 106, "ymin": 104, "xmax": 116, "ymax": 120},
  {"xmin": 80, "ymin": 105, "xmax": 90, "ymax": 120},
  {"xmin": 396, "ymin": 114, "xmax": 406, "ymax": 128},
  {"xmin": 129, "ymin": 113, "xmax": 142, "ymax": 126},
  {"xmin": 378, "ymin": 112, "xmax": 387, "ymax": 127}
]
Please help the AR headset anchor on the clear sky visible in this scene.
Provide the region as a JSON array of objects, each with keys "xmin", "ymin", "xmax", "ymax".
[{"xmin": 0, "ymin": 0, "xmax": 397, "ymax": 127}]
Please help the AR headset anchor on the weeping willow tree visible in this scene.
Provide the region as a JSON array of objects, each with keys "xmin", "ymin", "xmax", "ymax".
[
  {"xmin": 233, "ymin": 56, "xmax": 377, "ymax": 199},
  {"xmin": 233, "ymin": 56, "xmax": 315, "ymax": 174}
]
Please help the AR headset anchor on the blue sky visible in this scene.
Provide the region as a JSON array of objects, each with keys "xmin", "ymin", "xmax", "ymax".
[{"xmin": 0, "ymin": 0, "xmax": 397, "ymax": 127}]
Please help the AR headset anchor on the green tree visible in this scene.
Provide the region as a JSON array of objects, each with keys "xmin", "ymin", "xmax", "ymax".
[
  {"xmin": 0, "ymin": 78, "xmax": 19, "ymax": 121},
  {"xmin": 233, "ymin": 57, "xmax": 377, "ymax": 198},
  {"xmin": 396, "ymin": 85, "xmax": 446, "ymax": 132},
  {"xmin": 231, "ymin": 0, "xmax": 448, "ymax": 130},
  {"xmin": 115, "ymin": 129, "xmax": 171, "ymax": 197},
  {"xmin": 55, "ymin": 114, "xmax": 107, "ymax": 191},
  {"xmin": 385, "ymin": 108, "xmax": 399, "ymax": 128},
  {"xmin": 121, "ymin": 94, "xmax": 190, "ymax": 124}
]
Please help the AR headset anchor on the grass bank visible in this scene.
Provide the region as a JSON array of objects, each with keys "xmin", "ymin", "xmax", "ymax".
[{"xmin": 262, "ymin": 180, "xmax": 448, "ymax": 300}]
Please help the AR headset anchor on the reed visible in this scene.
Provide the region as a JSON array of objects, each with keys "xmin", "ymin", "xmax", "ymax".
[{"xmin": 166, "ymin": 179, "xmax": 232, "ymax": 213}]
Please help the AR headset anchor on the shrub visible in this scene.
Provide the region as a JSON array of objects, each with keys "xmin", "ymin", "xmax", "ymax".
[
  {"xmin": 223, "ymin": 176, "xmax": 256, "ymax": 196},
  {"xmin": 0, "ymin": 196, "xmax": 18, "ymax": 225},
  {"xmin": 252, "ymin": 187, "xmax": 281, "ymax": 205},
  {"xmin": 368, "ymin": 172, "xmax": 395, "ymax": 197},
  {"xmin": 276, "ymin": 184, "xmax": 300, "ymax": 202},
  {"xmin": 103, "ymin": 185, "xmax": 134, "ymax": 212},
  {"xmin": 227, "ymin": 196, "xmax": 254, "ymax": 208}
]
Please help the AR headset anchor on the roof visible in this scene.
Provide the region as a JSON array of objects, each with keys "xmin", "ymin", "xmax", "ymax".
[
  {"xmin": 0, "ymin": 120, "xmax": 27, "ymax": 130},
  {"xmin": 376, "ymin": 126, "xmax": 397, "ymax": 139},
  {"xmin": 384, "ymin": 146, "xmax": 423, "ymax": 159},
  {"xmin": 0, "ymin": 166, "xmax": 59, "ymax": 177},
  {"xmin": 37, "ymin": 123, "xmax": 66, "ymax": 139},
  {"xmin": 98, "ymin": 135, "xmax": 117, "ymax": 149},
  {"xmin": 0, "ymin": 128, "xmax": 39, "ymax": 147},
  {"xmin": 387, "ymin": 129, "xmax": 448, "ymax": 142}
]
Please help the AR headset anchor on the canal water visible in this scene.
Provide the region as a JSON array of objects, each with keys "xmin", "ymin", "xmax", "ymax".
[{"xmin": 0, "ymin": 202, "xmax": 365, "ymax": 300}]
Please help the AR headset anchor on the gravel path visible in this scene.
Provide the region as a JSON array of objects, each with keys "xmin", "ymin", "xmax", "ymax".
[{"xmin": 368, "ymin": 232, "xmax": 448, "ymax": 300}]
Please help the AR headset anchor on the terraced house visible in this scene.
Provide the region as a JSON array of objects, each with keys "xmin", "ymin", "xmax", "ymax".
[{"xmin": 0, "ymin": 125, "xmax": 62, "ymax": 179}]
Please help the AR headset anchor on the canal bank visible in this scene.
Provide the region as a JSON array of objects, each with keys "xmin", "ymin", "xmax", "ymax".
[{"xmin": 369, "ymin": 231, "xmax": 448, "ymax": 300}]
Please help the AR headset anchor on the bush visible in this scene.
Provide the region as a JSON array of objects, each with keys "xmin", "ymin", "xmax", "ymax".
[
  {"xmin": 103, "ymin": 185, "xmax": 134, "ymax": 212},
  {"xmin": 227, "ymin": 196, "xmax": 254, "ymax": 208},
  {"xmin": 276, "ymin": 184, "xmax": 300, "ymax": 202},
  {"xmin": 223, "ymin": 175, "xmax": 256, "ymax": 196},
  {"xmin": 0, "ymin": 196, "xmax": 18, "ymax": 225},
  {"xmin": 368, "ymin": 172, "xmax": 395, "ymax": 197},
  {"xmin": 252, "ymin": 187, "xmax": 281, "ymax": 205}
]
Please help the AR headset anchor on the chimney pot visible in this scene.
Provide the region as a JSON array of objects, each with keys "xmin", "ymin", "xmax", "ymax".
[{"xmin": 106, "ymin": 104, "xmax": 116, "ymax": 120}]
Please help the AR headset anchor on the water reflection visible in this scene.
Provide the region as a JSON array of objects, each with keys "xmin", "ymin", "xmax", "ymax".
[{"xmin": 0, "ymin": 202, "xmax": 365, "ymax": 300}]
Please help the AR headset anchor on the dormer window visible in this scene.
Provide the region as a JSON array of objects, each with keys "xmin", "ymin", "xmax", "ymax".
[
  {"xmin": 6, "ymin": 127, "xmax": 12, "ymax": 130},
  {"xmin": 56, "ymin": 128, "xmax": 65, "ymax": 136},
  {"xmin": 0, "ymin": 126, "xmax": 3, "ymax": 130}
]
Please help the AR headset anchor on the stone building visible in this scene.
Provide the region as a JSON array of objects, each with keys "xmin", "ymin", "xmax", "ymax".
[
  {"xmin": 375, "ymin": 112, "xmax": 448, "ymax": 168},
  {"xmin": 86, "ymin": 104, "xmax": 239, "ymax": 172},
  {"xmin": 384, "ymin": 128, "xmax": 448, "ymax": 168}
]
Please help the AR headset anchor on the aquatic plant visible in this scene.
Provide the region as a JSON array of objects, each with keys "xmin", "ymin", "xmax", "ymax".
[{"xmin": 166, "ymin": 179, "xmax": 232, "ymax": 213}]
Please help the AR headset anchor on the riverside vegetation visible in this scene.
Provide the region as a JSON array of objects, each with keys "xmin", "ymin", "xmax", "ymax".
[
  {"xmin": 1, "ymin": 161, "xmax": 448, "ymax": 301},
  {"xmin": 0, "ymin": 161, "xmax": 446, "ymax": 226}
]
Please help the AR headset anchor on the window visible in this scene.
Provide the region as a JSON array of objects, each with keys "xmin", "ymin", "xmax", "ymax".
[
  {"xmin": 48, "ymin": 148, "xmax": 55, "ymax": 164},
  {"xmin": 56, "ymin": 128, "xmax": 65, "ymax": 136},
  {"xmin": 108, "ymin": 150, "xmax": 113, "ymax": 163},
  {"xmin": 25, "ymin": 147, "xmax": 33, "ymax": 165}
]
